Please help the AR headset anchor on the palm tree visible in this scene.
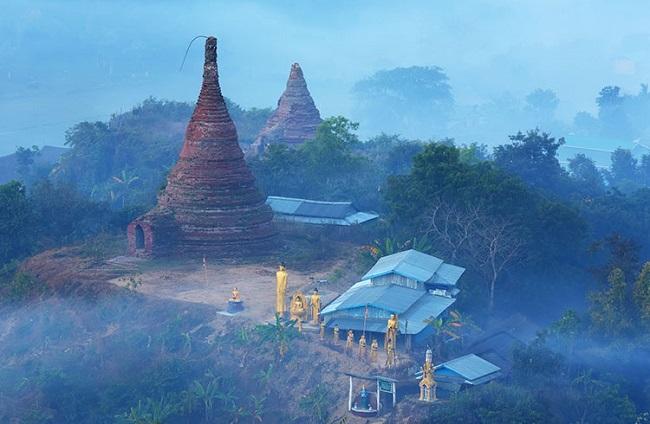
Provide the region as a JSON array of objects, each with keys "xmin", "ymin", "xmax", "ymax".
[
  {"xmin": 256, "ymin": 313, "xmax": 298, "ymax": 360},
  {"xmin": 368, "ymin": 236, "xmax": 433, "ymax": 260},
  {"xmin": 121, "ymin": 396, "xmax": 176, "ymax": 424},
  {"xmin": 425, "ymin": 310, "xmax": 474, "ymax": 360},
  {"xmin": 111, "ymin": 169, "xmax": 140, "ymax": 208},
  {"xmin": 249, "ymin": 395, "xmax": 267, "ymax": 423},
  {"xmin": 190, "ymin": 378, "xmax": 220, "ymax": 422}
]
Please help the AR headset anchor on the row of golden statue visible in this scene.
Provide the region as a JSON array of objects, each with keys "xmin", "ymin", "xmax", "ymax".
[{"xmin": 276, "ymin": 264, "xmax": 400, "ymax": 368}]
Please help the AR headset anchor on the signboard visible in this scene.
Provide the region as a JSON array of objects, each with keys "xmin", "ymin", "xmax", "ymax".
[{"xmin": 378, "ymin": 379, "xmax": 394, "ymax": 393}]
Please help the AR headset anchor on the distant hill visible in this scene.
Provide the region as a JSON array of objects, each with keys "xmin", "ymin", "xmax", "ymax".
[{"xmin": 0, "ymin": 145, "xmax": 68, "ymax": 184}]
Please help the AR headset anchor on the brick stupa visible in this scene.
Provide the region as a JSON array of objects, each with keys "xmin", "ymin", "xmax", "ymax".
[
  {"xmin": 127, "ymin": 37, "xmax": 276, "ymax": 257},
  {"xmin": 249, "ymin": 63, "xmax": 322, "ymax": 156}
]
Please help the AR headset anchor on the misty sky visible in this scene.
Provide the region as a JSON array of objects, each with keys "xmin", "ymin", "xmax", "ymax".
[{"xmin": 1, "ymin": 0, "xmax": 649, "ymax": 154}]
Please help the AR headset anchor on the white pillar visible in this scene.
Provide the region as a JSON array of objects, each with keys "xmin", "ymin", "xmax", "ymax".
[
  {"xmin": 377, "ymin": 381, "xmax": 381, "ymax": 412},
  {"xmin": 348, "ymin": 376, "xmax": 353, "ymax": 411},
  {"xmin": 392, "ymin": 382, "xmax": 396, "ymax": 406}
]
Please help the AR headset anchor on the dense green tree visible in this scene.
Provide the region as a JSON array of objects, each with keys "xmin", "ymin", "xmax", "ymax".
[
  {"xmin": 0, "ymin": 181, "xmax": 33, "ymax": 265},
  {"xmin": 493, "ymin": 129, "xmax": 569, "ymax": 196},
  {"xmin": 525, "ymin": 88, "xmax": 559, "ymax": 123},
  {"xmin": 589, "ymin": 268, "xmax": 633, "ymax": 338},
  {"xmin": 251, "ymin": 116, "xmax": 381, "ymax": 209},
  {"xmin": 639, "ymin": 154, "xmax": 650, "ymax": 187},
  {"xmin": 568, "ymin": 153, "xmax": 605, "ymax": 196},
  {"xmin": 567, "ymin": 373, "xmax": 637, "ymax": 424},
  {"xmin": 548, "ymin": 309, "xmax": 582, "ymax": 368},
  {"xmin": 385, "ymin": 142, "xmax": 585, "ymax": 311},
  {"xmin": 608, "ymin": 148, "xmax": 638, "ymax": 190},
  {"xmin": 352, "ymin": 66, "xmax": 453, "ymax": 137},
  {"xmin": 573, "ymin": 111, "xmax": 600, "ymax": 136},
  {"xmin": 29, "ymin": 180, "xmax": 114, "ymax": 248},
  {"xmin": 597, "ymin": 86, "xmax": 629, "ymax": 138},
  {"xmin": 430, "ymin": 383, "xmax": 551, "ymax": 424},
  {"xmin": 634, "ymin": 262, "xmax": 650, "ymax": 328},
  {"xmin": 54, "ymin": 98, "xmax": 270, "ymax": 208},
  {"xmin": 14, "ymin": 145, "xmax": 40, "ymax": 182}
]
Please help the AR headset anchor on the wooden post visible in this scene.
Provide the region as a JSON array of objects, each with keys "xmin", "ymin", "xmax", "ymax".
[{"xmin": 348, "ymin": 376, "xmax": 353, "ymax": 411}]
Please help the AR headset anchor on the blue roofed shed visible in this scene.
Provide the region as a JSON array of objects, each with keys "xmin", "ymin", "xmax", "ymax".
[
  {"xmin": 266, "ymin": 196, "xmax": 379, "ymax": 226},
  {"xmin": 434, "ymin": 354, "xmax": 501, "ymax": 385}
]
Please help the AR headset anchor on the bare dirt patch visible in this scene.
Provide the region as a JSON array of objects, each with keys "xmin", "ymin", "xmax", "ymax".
[{"xmin": 110, "ymin": 258, "xmax": 343, "ymax": 324}]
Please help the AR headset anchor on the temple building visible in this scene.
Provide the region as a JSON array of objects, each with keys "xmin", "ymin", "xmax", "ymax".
[
  {"xmin": 127, "ymin": 37, "xmax": 276, "ymax": 257},
  {"xmin": 249, "ymin": 63, "xmax": 322, "ymax": 156},
  {"xmin": 321, "ymin": 249, "xmax": 465, "ymax": 348}
]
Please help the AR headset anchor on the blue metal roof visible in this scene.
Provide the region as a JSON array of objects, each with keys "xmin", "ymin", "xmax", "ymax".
[
  {"xmin": 435, "ymin": 354, "xmax": 501, "ymax": 384},
  {"xmin": 429, "ymin": 263, "xmax": 466, "ymax": 287},
  {"xmin": 401, "ymin": 295, "xmax": 456, "ymax": 334},
  {"xmin": 266, "ymin": 196, "xmax": 379, "ymax": 226},
  {"xmin": 362, "ymin": 249, "xmax": 444, "ymax": 282},
  {"xmin": 322, "ymin": 280, "xmax": 455, "ymax": 335},
  {"xmin": 322, "ymin": 283, "xmax": 425, "ymax": 315},
  {"xmin": 321, "ymin": 280, "xmax": 372, "ymax": 315}
]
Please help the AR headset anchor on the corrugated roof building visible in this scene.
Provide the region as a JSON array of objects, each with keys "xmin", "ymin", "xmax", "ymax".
[
  {"xmin": 266, "ymin": 196, "xmax": 379, "ymax": 226},
  {"xmin": 434, "ymin": 354, "xmax": 501, "ymax": 386},
  {"xmin": 321, "ymin": 249, "xmax": 465, "ymax": 348},
  {"xmin": 414, "ymin": 353, "xmax": 501, "ymax": 394}
]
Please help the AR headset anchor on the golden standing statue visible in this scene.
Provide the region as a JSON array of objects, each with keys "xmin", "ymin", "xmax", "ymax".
[
  {"xmin": 384, "ymin": 314, "xmax": 399, "ymax": 351},
  {"xmin": 385, "ymin": 342, "xmax": 396, "ymax": 368},
  {"xmin": 275, "ymin": 263, "xmax": 288, "ymax": 316},
  {"xmin": 345, "ymin": 329, "xmax": 354, "ymax": 352},
  {"xmin": 419, "ymin": 348, "xmax": 437, "ymax": 402},
  {"xmin": 370, "ymin": 339, "xmax": 379, "ymax": 363},
  {"xmin": 310, "ymin": 288, "xmax": 321, "ymax": 324},
  {"xmin": 358, "ymin": 334, "xmax": 367, "ymax": 358}
]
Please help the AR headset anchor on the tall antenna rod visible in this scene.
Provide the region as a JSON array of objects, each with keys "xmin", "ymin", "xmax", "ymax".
[{"xmin": 179, "ymin": 35, "xmax": 210, "ymax": 71}]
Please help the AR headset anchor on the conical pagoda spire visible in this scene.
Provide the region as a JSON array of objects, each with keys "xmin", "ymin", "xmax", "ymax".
[
  {"xmin": 249, "ymin": 62, "xmax": 322, "ymax": 156},
  {"xmin": 128, "ymin": 37, "xmax": 276, "ymax": 257},
  {"xmin": 180, "ymin": 36, "xmax": 240, "ymax": 161}
]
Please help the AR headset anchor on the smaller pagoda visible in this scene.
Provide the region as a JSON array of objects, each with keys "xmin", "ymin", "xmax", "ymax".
[{"xmin": 249, "ymin": 63, "xmax": 322, "ymax": 156}]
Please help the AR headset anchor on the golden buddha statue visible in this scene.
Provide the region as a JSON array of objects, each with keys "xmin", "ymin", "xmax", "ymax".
[
  {"xmin": 419, "ymin": 348, "xmax": 437, "ymax": 402},
  {"xmin": 370, "ymin": 339, "xmax": 379, "ymax": 363},
  {"xmin": 333, "ymin": 324, "xmax": 340, "ymax": 344},
  {"xmin": 275, "ymin": 263, "xmax": 288, "ymax": 316},
  {"xmin": 227, "ymin": 286, "xmax": 244, "ymax": 313},
  {"xmin": 345, "ymin": 329, "xmax": 354, "ymax": 352},
  {"xmin": 358, "ymin": 334, "xmax": 367, "ymax": 358},
  {"xmin": 310, "ymin": 288, "xmax": 321, "ymax": 324},
  {"xmin": 384, "ymin": 314, "xmax": 399, "ymax": 351},
  {"xmin": 290, "ymin": 290, "xmax": 307, "ymax": 333},
  {"xmin": 230, "ymin": 287, "xmax": 240, "ymax": 302}
]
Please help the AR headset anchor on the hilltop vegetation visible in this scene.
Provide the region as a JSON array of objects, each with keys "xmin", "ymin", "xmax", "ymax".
[{"xmin": 2, "ymin": 95, "xmax": 650, "ymax": 421}]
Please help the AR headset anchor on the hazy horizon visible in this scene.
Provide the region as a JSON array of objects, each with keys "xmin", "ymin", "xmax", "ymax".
[{"xmin": 1, "ymin": 0, "xmax": 650, "ymax": 154}]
